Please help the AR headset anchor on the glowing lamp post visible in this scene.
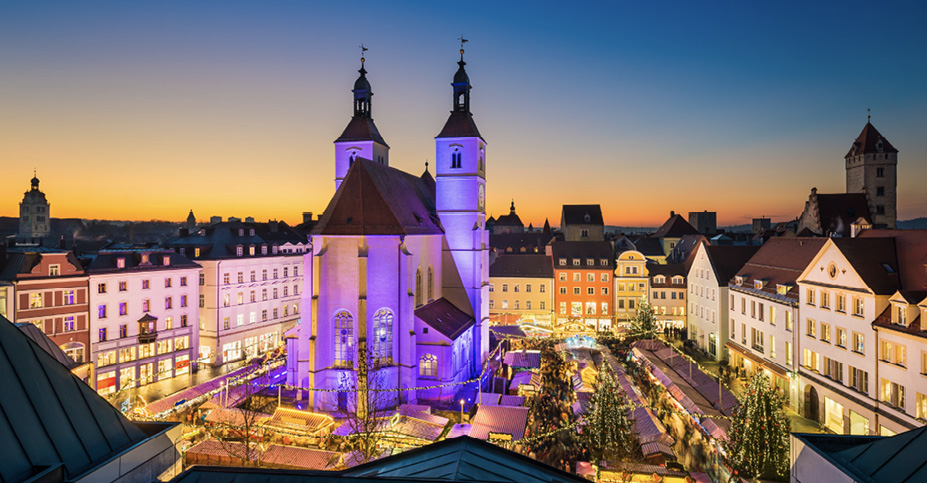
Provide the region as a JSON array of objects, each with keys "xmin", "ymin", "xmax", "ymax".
[{"xmin": 459, "ymin": 399, "xmax": 466, "ymax": 423}]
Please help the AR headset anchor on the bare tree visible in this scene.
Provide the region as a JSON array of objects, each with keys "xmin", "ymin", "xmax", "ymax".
[
  {"xmin": 214, "ymin": 371, "xmax": 274, "ymax": 467},
  {"xmin": 339, "ymin": 346, "xmax": 396, "ymax": 464}
]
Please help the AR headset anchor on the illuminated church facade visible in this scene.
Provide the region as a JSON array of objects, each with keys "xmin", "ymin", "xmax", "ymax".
[{"xmin": 287, "ymin": 51, "xmax": 489, "ymax": 411}]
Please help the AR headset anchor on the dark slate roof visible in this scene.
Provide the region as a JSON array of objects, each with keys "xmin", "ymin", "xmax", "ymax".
[
  {"xmin": 489, "ymin": 254, "xmax": 553, "ymax": 278},
  {"xmin": 550, "ymin": 241, "xmax": 614, "ymax": 268},
  {"xmin": 489, "ymin": 232, "xmax": 554, "ymax": 253},
  {"xmin": 730, "ymin": 238, "xmax": 828, "ymax": 301},
  {"xmin": 704, "ymin": 245, "xmax": 761, "ymax": 286},
  {"xmin": 630, "ymin": 236, "xmax": 665, "ymax": 257},
  {"xmin": 335, "ymin": 116, "xmax": 389, "ymax": 147},
  {"xmin": 436, "ymin": 111, "xmax": 483, "ymax": 139},
  {"xmin": 85, "ymin": 249, "xmax": 199, "ymax": 274},
  {"xmin": 831, "ymin": 238, "xmax": 900, "ymax": 295},
  {"xmin": 815, "ymin": 193, "xmax": 872, "ymax": 235},
  {"xmin": 15, "ymin": 322, "xmax": 83, "ymax": 370},
  {"xmin": 652, "ymin": 214, "xmax": 699, "ymax": 238},
  {"xmin": 494, "ymin": 213, "xmax": 522, "ymax": 227},
  {"xmin": 0, "ymin": 315, "xmax": 151, "ymax": 482},
  {"xmin": 857, "ymin": 229, "xmax": 927, "ymax": 291},
  {"xmin": 845, "ymin": 122, "xmax": 898, "ymax": 158},
  {"xmin": 793, "ymin": 426, "xmax": 927, "ymax": 483},
  {"xmin": 561, "ymin": 205, "xmax": 603, "ymax": 226},
  {"xmin": 165, "ymin": 220, "xmax": 305, "ymax": 260},
  {"xmin": 313, "ymin": 159, "xmax": 444, "ymax": 236},
  {"xmin": 0, "ymin": 249, "xmax": 83, "ymax": 282},
  {"xmin": 345, "ymin": 436, "xmax": 585, "ymax": 482},
  {"xmin": 415, "ymin": 298, "xmax": 475, "ymax": 340}
]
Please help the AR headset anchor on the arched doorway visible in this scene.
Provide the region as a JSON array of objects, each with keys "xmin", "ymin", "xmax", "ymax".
[{"xmin": 804, "ymin": 385, "xmax": 819, "ymax": 422}]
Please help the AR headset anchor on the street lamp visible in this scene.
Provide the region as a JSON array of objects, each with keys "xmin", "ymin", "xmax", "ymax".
[{"xmin": 459, "ymin": 399, "xmax": 466, "ymax": 423}]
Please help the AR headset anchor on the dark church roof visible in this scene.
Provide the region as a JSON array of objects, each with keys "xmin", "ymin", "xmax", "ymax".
[
  {"xmin": 0, "ymin": 315, "xmax": 155, "ymax": 482},
  {"xmin": 15, "ymin": 322, "xmax": 84, "ymax": 371},
  {"xmin": 652, "ymin": 214, "xmax": 699, "ymax": 238},
  {"xmin": 336, "ymin": 116, "xmax": 389, "ymax": 147},
  {"xmin": 314, "ymin": 159, "xmax": 443, "ymax": 236},
  {"xmin": 436, "ymin": 111, "xmax": 483, "ymax": 139},
  {"xmin": 793, "ymin": 426, "xmax": 927, "ymax": 483},
  {"xmin": 561, "ymin": 205, "xmax": 603, "ymax": 226},
  {"xmin": 415, "ymin": 298, "xmax": 475, "ymax": 341},
  {"xmin": 845, "ymin": 122, "xmax": 897, "ymax": 158}
]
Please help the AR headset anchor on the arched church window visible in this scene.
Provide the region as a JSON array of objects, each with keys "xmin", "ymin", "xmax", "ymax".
[
  {"xmin": 349, "ymin": 152, "xmax": 356, "ymax": 167},
  {"xmin": 427, "ymin": 266, "xmax": 434, "ymax": 302},
  {"xmin": 415, "ymin": 269, "xmax": 423, "ymax": 307},
  {"xmin": 451, "ymin": 150, "xmax": 461, "ymax": 169},
  {"xmin": 372, "ymin": 308, "xmax": 393, "ymax": 364},
  {"xmin": 420, "ymin": 353, "xmax": 438, "ymax": 378},
  {"xmin": 333, "ymin": 310, "xmax": 354, "ymax": 368}
]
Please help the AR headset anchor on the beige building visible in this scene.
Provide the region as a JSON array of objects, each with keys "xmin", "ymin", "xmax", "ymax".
[
  {"xmin": 648, "ymin": 263, "xmax": 687, "ymax": 329},
  {"xmin": 613, "ymin": 250, "xmax": 649, "ymax": 328},
  {"xmin": 489, "ymin": 254, "xmax": 554, "ymax": 328}
]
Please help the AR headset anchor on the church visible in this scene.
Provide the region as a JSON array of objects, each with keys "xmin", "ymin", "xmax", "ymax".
[{"xmin": 287, "ymin": 50, "xmax": 489, "ymax": 412}]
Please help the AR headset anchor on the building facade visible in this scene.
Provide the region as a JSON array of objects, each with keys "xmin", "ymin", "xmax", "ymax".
[
  {"xmin": 166, "ymin": 220, "xmax": 307, "ymax": 366},
  {"xmin": 488, "ymin": 254, "xmax": 554, "ymax": 328},
  {"xmin": 1, "ymin": 247, "xmax": 89, "ymax": 364},
  {"xmin": 647, "ymin": 263, "xmax": 687, "ymax": 329},
  {"xmin": 845, "ymin": 121, "xmax": 897, "ymax": 228},
  {"xmin": 18, "ymin": 174, "xmax": 51, "ymax": 239},
  {"xmin": 551, "ymin": 241, "xmax": 614, "ymax": 333},
  {"xmin": 86, "ymin": 248, "xmax": 201, "ymax": 395},
  {"xmin": 613, "ymin": 249, "xmax": 649, "ymax": 328}
]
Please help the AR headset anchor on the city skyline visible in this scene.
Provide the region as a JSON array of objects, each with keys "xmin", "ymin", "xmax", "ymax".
[{"xmin": 2, "ymin": 1, "xmax": 926, "ymax": 227}]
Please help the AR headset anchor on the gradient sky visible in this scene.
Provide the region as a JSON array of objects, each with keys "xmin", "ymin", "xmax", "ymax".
[{"xmin": 2, "ymin": 1, "xmax": 926, "ymax": 228}]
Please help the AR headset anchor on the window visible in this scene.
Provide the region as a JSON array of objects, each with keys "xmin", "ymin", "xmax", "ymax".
[
  {"xmin": 451, "ymin": 150, "xmax": 461, "ymax": 169},
  {"xmin": 526, "ymin": 284, "xmax": 532, "ymax": 293},
  {"xmin": 881, "ymin": 379, "xmax": 905, "ymax": 409},
  {"xmin": 559, "ymin": 273, "xmax": 567, "ymax": 282},
  {"xmin": 586, "ymin": 258, "xmax": 594, "ymax": 266},
  {"xmin": 836, "ymin": 293, "xmax": 846, "ymax": 313},
  {"xmin": 415, "ymin": 269, "xmax": 423, "ymax": 307},
  {"xmin": 119, "ymin": 302, "xmax": 127, "ymax": 316},
  {"xmin": 853, "ymin": 297, "xmax": 864, "ymax": 316},
  {"xmin": 501, "ymin": 300, "xmax": 508, "ymax": 309},
  {"xmin": 769, "ymin": 306, "xmax": 775, "ymax": 325},
  {"xmin": 877, "ymin": 167, "xmax": 885, "ymax": 177},
  {"xmin": 119, "ymin": 324, "xmax": 127, "ymax": 338},
  {"xmin": 420, "ymin": 353, "xmax": 438, "ymax": 378},
  {"xmin": 880, "ymin": 341, "xmax": 906, "ymax": 367},
  {"xmin": 573, "ymin": 273, "xmax": 580, "ymax": 282},
  {"xmin": 573, "ymin": 287, "xmax": 581, "ymax": 295},
  {"xmin": 751, "ymin": 328, "xmax": 764, "ymax": 353},
  {"xmin": 559, "ymin": 258, "xmax": 566, "ymax": 266},
  {"xmin": 585, "ymin": 302, "xmax": 596, "ymax": 315},
  {"xmin": 502, "ymin": 283, "xmax": 509, "ymax": 293},
  {"xmin": 98, "ymin": 283, "xmax": 107, "ymax": 294},
  {"xmin": 236, "ymin": 314, "xmax": 243, "ymax": 326},
  {"xmin": 803, "ymin": 349, "xmax": 819, "ymax": 372},
  {"xmin": 806, "ymin": 318, "xmax": 816, "ymax": 338},
  {"xmin": 283, "ymin": 267, "xmax": 289, "ymax": 278},
  {"xmin": 119, "ymin": 281, "xmax": 127, "ymax": 292},
  {"xmin": 853, "ymin": 332, "xmax": 865, "ymax": 354},
  {"xmin": 63, "ymin": 316, "xmax": 75, "ymax": 332},
  {"xmin": 165, "ymin": 316, "xmax": 173, "ymax": 330},
  {"xmin": 99, "ymin": 327, "xmax": 107, "ymax": 342},
  {"xmin": 601, "ymin": 287, "xmax": 608, "ymax": 295},
  {"xmin": 180, "ymin": 276, "xmax": 187, "ymax": 286},
  {"xmin": 334, "ymin": 310, "xmax": 354, "ymax": 368},
  {"xmin": 850, "ymin": 366, "xmax": 869, "ymax": 394},
  {"xmin": 236, "ymin": 246, "xmax": 243, "ymax": 257},
  {"xmin": 821, "ymin": 291, "xmax": 830, "ymax": 309},
  {"xmin": 786, "ymin": 341, "xmax": 793, "ymax": 366},
  {"xmin": 786, "ymin": 311, "xmax": 793, "ymax": 331},
  {"xmin": 759, "ymin": 303, "xmax": 765, "ymax": 321},
  {"xmin": 98, "ymin": 304, "xmax": 107, "ymax": 318},
  {"xmin": 273, "ymin": 268, "xmax": 278, "ymax": 279},
  {"xmin": 540, "ymin": 301, "xmax": 546, "ymax": 310},
  {"xmin": 223, "ymin": 317, "xmax": 230, "ymax": 330},
  {"xmin": 581, "ymin": 229, "xmax": 589, "ymax": 238},
  {"xmin": 489, "ymin": 284, "xmax": 494, "ymax": 292},
  {"xmin": 237, "ymin": 272, "xmax": 244, "ymax": 283},
  {"xmin": 587, "ymin": 287, "xmax": 595, "ymax": 295},
  {"xmin": 539, "ymin": 284, "xmax": 546, "ymax": 293},
  {"xmin": 372, "ymin": 308, "xmax": 394, "ymax": 364},
  {"xmin": 823, "ymin": 356, "xmax": 843, "ymax": 382},
  {"xmin": 262, "ymin": 269, "xmax": 268, "ymax": 281},
  {"xmin": 181, "ymin": 314, "xmax": 188, "ymax": 327},
  {"xmin": 165, "ymin": 297, "xmax": 173, "ymax": 310},
  {"xmin": 525, "ymin": 300, "xmax": 531, "ymax": 310},
  {"xmin": 142, "ymin": 279, "xmax": 150, "ymax": 289},
  {"xmin": 559, "ymin": 287, "xmax": 567, "ymax": 295},
  {"xmin": 573, "ymin": 259, "xmax": 580, "ymax": 266},
  {"xmin": 49, "ymin": 264, "xmax": 60, "ymax": 276},
  {"xmin": 237, "ymin": 292, "xmax": 244, "ymax": 304},
  {"xmin": 601, "ymin": 302, "xmax": 608, "ymax": 314},
  {"xmin": 514, "ymin": 300, "xmax": 520, "ymax": 309},
  {"xmin": 586, "ymin": 273, "xmax": 594, "ymax": 282},
  {"xmin": 164, "ymin": 277, "xmax": 172, "ymax": 288},
  {"xmin": 806, "ymin": 288, "xmax": 815, "ymax": 306},
  {"xmin": 821, "ymin": 322, "xmax": 831, "ymax": 343},
  {"xmin": 489, "ymin": 300, "xmax": 495, "ymax": 309},
  {"xmin": 223, "ymin": 273, "xmax": 230, "ymax": 284},
  {"xmin": 894, "ymin": 304, "xmax": 908, "ymax": 326}
]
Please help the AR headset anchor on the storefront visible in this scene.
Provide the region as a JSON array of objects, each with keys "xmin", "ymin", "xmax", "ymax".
[
  {"xmin": 97, "ymin": 371, "xmax": 116, "ymax": 395},
  {"xmin": 175, "ymin": 355, "xmax": 190, "ymax": 376},
  {"xmin": 824, "ymin": 397, "xmax": 844, "ymax": 434}
]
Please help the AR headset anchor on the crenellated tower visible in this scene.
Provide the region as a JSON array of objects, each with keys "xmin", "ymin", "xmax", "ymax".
[
  {"xmin": 333, "ymin": 54, "xmax": 389, "ymax": 190},
  {"xmin": 845, "ymin": 119, "xmax": 898, "ymax": 228},
  {"xmin": 435, "ymin": 46, "xmax": 489, "ymax": 365}
]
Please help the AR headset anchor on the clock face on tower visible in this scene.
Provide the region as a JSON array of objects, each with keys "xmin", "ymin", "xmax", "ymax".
[{"xmin": 478, "ymin": 184, "xmax": 485, "ymax": 211}]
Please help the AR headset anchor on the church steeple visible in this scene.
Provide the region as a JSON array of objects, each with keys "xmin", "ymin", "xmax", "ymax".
[
  {"xmin": 352, "ymin": 55, "xmax": 372, "ymax": 117},
  {"xmin": 334, "ymin": 47, "xmax": 389, "ymax": 190},
  {"xmin": 452, "ymin": 49, "xmax": 471, "ymax": 113}
]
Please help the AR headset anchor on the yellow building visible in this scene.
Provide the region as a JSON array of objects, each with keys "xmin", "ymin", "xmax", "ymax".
[
  {"xmin": 614, "ymin": 250, "xmax": 649, "ymax": 328},
  {"xmin": 488, "ymin": 254, "xmax": 554, "ymax": 328}
]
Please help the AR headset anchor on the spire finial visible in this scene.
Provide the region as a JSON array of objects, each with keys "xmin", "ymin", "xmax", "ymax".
[
  {"xmin": 425, "ymin": 160, "xmax": 429, "ymax": 172},
  {"xmin": 458, "ymin": 35, "xmax": 468, "ymax": 60},
  {"xmin": 867, "ymin": 107, "xmax": 871, "ymax": 123}
]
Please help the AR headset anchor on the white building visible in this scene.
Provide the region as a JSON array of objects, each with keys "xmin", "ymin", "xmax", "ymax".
[
  {"xmin": 686, "ymin": 243, "xmax": 759, "ymax": 361},
  {"xmin": 86, "ymin": 247, "xmax": 201, "ymax": 395},
  {"xmin": 166, "ymin": 220, "xmax": 307, "ymax": 366},
  {"xmin": 727, "ymin": 237, "xmax": 826, "ymax": 411},
  {"xmin": 796, "ymin": 232, "xmax": 926, "ymax": 436}
]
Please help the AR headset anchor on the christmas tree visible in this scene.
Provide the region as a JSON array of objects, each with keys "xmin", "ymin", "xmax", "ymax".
[
  {"xmin": 629, "ymin": 295, "xmax": 657, "ymax": 340},
  {"xmin": 581, "ymin": 364, "xmax": 638, "ymax": 465},
  {"xmin": 525, "ymin": 340, "xmax": 582, "ymax": 471},
  {"xmin": 723, "ymin": 372, "xmax": 790, "ymax": 481}
]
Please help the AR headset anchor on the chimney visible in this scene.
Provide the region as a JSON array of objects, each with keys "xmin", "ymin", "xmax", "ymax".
[
  {"xmin": 670, "ymin": 210, "xmax": 675, "ymax": 217},
  {"xmin": 210, "ymin": 216, "xmax": 222, "ymax": 224},
  {"xmin": 245, "ymin": 216, "xmax": 255, "ymax": 223},
  {"xmin": 269, "ymin": 220, "xmax": 279, "ymax": 232},
  {"xmin": 58, "ymin": 235, "xmax": 66, "ymax": 249},
  {"xmin": 303, "ymin": 212, "xmax": 313, "ymax": 224}
]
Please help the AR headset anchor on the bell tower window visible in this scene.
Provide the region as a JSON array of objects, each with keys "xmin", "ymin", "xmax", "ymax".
[{"xmin": 451, "ymin": 150, "xmax": 462, "ymax": 169}]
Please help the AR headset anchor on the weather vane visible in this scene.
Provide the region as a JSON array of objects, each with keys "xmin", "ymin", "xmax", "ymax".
[
  {"xmin": 359, "ymin": 43, "xmax": 367, "ymax": 63},
  {"xmin": 458, "ymin": 35, "xmax": 468, "ymax": 57},
  {"xmin": 867, "ymin": 107, "xmax": 870, "ymax": 122}
]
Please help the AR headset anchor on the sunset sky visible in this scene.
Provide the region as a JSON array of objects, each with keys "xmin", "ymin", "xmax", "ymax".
[{"xmin": 1, "ymin": 1, "xmax": 926, "ymax": 228}]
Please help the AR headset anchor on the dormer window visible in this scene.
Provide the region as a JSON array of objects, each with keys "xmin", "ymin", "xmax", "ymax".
[
  {"xmin": 600, "ymin": 259, "xmax": 608, "ymax": 266},
  {"xmin": 236, "ymin": 246, "xmax": 243, "ymax": 257},
  {"xmin": 49, "ymin": 264, "xmax": 60, "ymax": 277},
  {"xmin": 239, "ymin": 229, "xmax": 244, "ymax": 236},
  {"xmin": 261, "ymin": 245, "xmax": 267, "ymax": 255},
  {"xmin": 735, "ymin": 276, "xmax": 745, "ymax": 286},
  {"xmin": 654, "ymin": 275, "xmax": 666, "ymax": 284},
  {"xmin": 141, "ymin": 254, "xmax": 150, "ymax": 265},
  {"xmin": 573, "ymin": 258, "xmax": 580, "ymax": 266},
  {"xmin": 249, "ymin": 245, "xmax": 255, "ymax": 256},
  {"xmin": 249, "ymin": 229, "xmax": 255, "ymax": 236},
  {"xmin": 586, "ymin": 258, "xmax": 594, "ymax": 266},
  {"xmin": 672, "ymin": 276, "xmax": 684, "ymax": 285},
  {"xmin": 559, "ymin": 258, "xmax": 566, "ymax": 266},
  {"xmin": 163, "ymin": 256, "xmax": 171, "ymax": 266},
  {"xmin": 194, "ymin": 248, "xmax": 201, "ymax": 258},
  {"xmin": 893, "ymin": 304, "xmax": 908, "ymax": 326},
  {"xmin": 272, "ymin": 245, "xmax": 278, "ymax": 255},
  {"xmin": 754, "ymin": 279, "xmax": 767, "ymax": 290},
  {"xmin": 584, "ymin": 214, "xmax": 591, "ymax": 223},
  {"xmin": 116, "ymin": 258, "xmax": 126, "ymax": 269},
  {"xmin": 776, "ymin": 284, "xmax": 791, "ymax": 295}
]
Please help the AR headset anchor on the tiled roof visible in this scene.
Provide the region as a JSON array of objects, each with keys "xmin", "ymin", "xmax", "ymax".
[
  {"xmin": 0, "ymin": 249, "xmax": 84, "ymax": 282},
  {"xmin": 857, "ymin": 230, "xmax": 927, "ymax": 290},
  {"xmin": 550, "ymin": 241, "xmax": 614, "ymax": 267},
  {"xmin": 314, "ymin": 159, "xmax": 444, "ymax": 236},
  {"xmin": 494, "ymin": 213, "xmax": 523, "ymax": 226},
  {"xmin": 415, "ymin": 298, "xmax": 474, "ymax": 340},
  {"xmin": 652, "ymin": 214, "xmax": 699, "ymax": 239},
  {"xmin": 489, "ymin": 254, "xmax": 553, "ymax": 278},
  {"xmin": 499, "ymin": 395, "xmax": 525, "ymax": 407},
  {"xmin": 489, "ymin": 232, "xmax": 554, "ymax": 253},
  {"xmin": 0, "ymin": 315, "xmax": 153, "ymax": 482},
  {"xmin": 503, "ymin": 350, "xmax": 542, "ymax": 368},
  {"xmin": 730, "ymin": 238, "xmax": 827, "ymax": 300},
  {"xmin": 704, "ymin": 245, "xmax": 761, "ymax": 286},
  {"xmin": 86, "ymin": 250, "xmax": 199, "ymax": 273},
  {"xmin": 814, "ymin": 193, "xmax": 872, "ymax": 236},
  {"xmin": 436, "ymin": 111, "xmax": 483, "ymax": 139},
  {"xmin": 631, "ymin": 236, "xmax": 666, "ymax": 257},
  {"xmin": 831, "ymin": 238, "xmax": 900, "ymax": 295},
  {"xmin": 561, "ymin": 205, "xmax": 603, "ymax": 226},
  {"xmin": 845, "ymin": 122, "xmax": 898, "ymax": 158},
  {"xmin": 335, "ymin": 116, "xmax": 389, "ymax": 147},
  {"xmin": 165, "ymin": 220, "xmax": 305, "ymax": 260},
  {"xmin": 872, "ymin": 304, "xmax": 926, "ymax": 340},
  {"xmin": 261, "ymin": 445, "xmax": 340, "ymax": 470},
  {"xmin": 469, "ymin": 406, "xmax": 529, "ymax": 441}
]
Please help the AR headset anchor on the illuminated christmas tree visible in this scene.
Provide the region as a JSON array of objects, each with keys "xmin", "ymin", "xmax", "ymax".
[
  {"xmin": 724, "ymin": 372, "xmax": 790, "ymax": 481},
  {"xmin": 581, "ymin": 364, "xmax": 638, "ymax": 465},
  {"xmin": 629, "ymin": 295, "xmax": 657, "ymax": 340},
  {"xmin": 525, "ymin": 340, "xmax": 581, "ymax": 471}
]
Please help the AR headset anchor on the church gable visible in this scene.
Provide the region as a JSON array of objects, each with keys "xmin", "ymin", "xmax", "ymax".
[
  {"xmin": 314, "ymin": 159, "xmax": 444, "ymax": 236},
  {"xmin": 415, "ymin": 297, "xmax": 475, "ymax": 341}
]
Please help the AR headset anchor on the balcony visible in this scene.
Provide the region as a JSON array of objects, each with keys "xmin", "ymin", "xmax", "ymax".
[{"xmin": 137, "ymin": 313, "xmax": 159, "ymax": 344}]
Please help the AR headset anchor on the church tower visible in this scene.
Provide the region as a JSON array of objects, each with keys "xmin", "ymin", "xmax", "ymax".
[
  {"xmin": 19, "ymin": 173, "xmax": 50, "ymax": 239},
  {"xmin": 435, "ymin": 46, "xmax": 489, "ymax": 364},
  {"xmin": 845, "ymin": 119, "xmax": 897, "ymax": 228},
  {"xmin": 333, "ymin": 54, "xmax": 389, "ymax": 190}
]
